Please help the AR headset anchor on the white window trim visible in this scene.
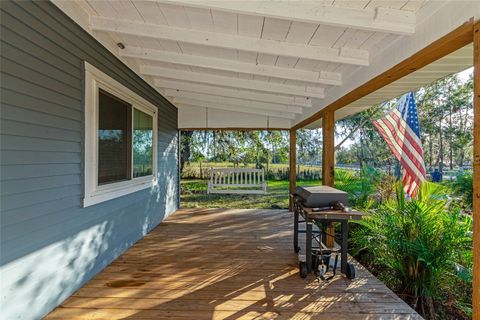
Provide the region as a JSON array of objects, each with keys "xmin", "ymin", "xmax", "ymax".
[{"xmin": 83, "ymin": 62, "xmax": 158, "ymax": 207}]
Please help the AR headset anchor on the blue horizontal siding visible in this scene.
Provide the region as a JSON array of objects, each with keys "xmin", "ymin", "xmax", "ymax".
[
  {"xmin": 1, "ymin": 88, "xmax": 83, "ymax": 119},
  {"xmin": 0, "ymin": 163, "xmax": 81, "ymax": 180},
  {"xmin": 0, "ymin": 1, "xmax": 179, "ymax": 319},
  {"xmin": 1, "ymin": 119, "xmax": 82, "ymax": 142}
]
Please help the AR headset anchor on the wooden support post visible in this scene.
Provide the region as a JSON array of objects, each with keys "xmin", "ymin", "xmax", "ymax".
[
  {"xmin": 289, "ymin": 129, "xmax": 297, "ymax": 211},
  {"xmin": 322, "ymin": 111, "xmax": 335, "ymax": 248},
  {"xmin": 322, "ymin": 111, "xmax": 335, "ymax": 186},
  {"xmin": 472, "ymin": 20, "xmax": 480, "ymax": 320}
]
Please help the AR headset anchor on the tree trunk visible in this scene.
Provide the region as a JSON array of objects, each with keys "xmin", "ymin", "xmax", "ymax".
[
  {"xmin": 458, "ymin": 102, "xmax": 470, "ymax": 168},
  {"xmin": 359, "ymin": 134, "xmax": 365, "ymax": 168},
  {"xmin": 180, "ymin": 130, "xmax": 193, "ymax": 173},
  {"xmin": 266, "ymin": 147, "xmax": 269, "ymax": 177},
  {"xmin": 439, "ymin": 123, "xmax": 444, "ymax": 173},
  {"xmin": 458, "ymin": 150, "xmax": 465, "ymax": 168},
  {"xmin": 449, "ymin": 107, "xmax": 453, "ymax": 170},
  {"xmin": 429, "ymin": 135, "xmax": 433, "ymax": 170},
  {"xmin": 204, "ymin": 131, "xmax": 210, "ymax": 160},
  {"xmin": 272, "ymin": 144, "xmax": 276, "ymax": 164}
]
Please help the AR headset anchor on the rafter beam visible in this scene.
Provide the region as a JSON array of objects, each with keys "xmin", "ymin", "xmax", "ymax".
[
  {"xmin": 176, "ymin": 102, "xmax": 296, "ymax": 119},
  {"xmin": 292, "ymin": 20, "xmax": 475, "ymax": 130},
  {"xmin": 141, "ymin": 65, "xmax": 325, "ymax": 98},
  {"xmin": 90, "ymin": 16, "xmax": 369, "ymax": 66},
  {"xmin": 155, "ymin": 79, "xmax": 312, "ymax": 107},
  {"xmin": 121, "ymin": 46, "xmax": 342, "ymax": 86},
  {"xmin": 166, "ymin": 90, "xmax": 303, "ymax": 113},
  {"xmin": 158, "ymin": 0, "xmax": 415, "ymax": 35}
]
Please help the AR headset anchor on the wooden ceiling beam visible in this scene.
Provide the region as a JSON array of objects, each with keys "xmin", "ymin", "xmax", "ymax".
[
  {"xmin": 158, "ymin": 0, "xmax": 415, "ymax": 35},
  {"xmin": 90, "ymin": 16, "xmax": 369, "ymax": 66},
  {"xmin": 169, "ymin": 92, "xmax": 302, "ymax": 113},
  {"xmin": 142, "ymin": 65, "xmax": 325, "ymax": 98},
  {"xmin": 177, "ymin": 102, "xmax": 296, "ymax": 119},
  {"xmin": 120, "ymin": 46, "xmax": 342, "ymax": 86},
  {"xmin": 154, "ymin": 79, "xmax": 313, "ymax": 107}
]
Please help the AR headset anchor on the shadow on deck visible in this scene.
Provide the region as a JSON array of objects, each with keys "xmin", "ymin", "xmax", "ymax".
[{"xmin": 46, "ymin": 208, "xmax": 421, "ymax": 320}]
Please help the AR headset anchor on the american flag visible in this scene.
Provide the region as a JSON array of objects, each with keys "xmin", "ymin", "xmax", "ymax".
[{"xmin": 372, "ymin": 92, "xmax": 426, "ymax": 197}]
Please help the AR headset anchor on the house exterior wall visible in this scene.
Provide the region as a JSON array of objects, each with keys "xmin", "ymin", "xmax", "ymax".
[{"xmin": 0, "ymin": 1, "xmax": 179, "ymax": 319}]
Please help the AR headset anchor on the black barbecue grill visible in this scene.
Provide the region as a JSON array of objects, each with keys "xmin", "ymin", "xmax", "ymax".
[{"xmin": 291, "ymin": 186, "xmax": 365, "ymax": 280}]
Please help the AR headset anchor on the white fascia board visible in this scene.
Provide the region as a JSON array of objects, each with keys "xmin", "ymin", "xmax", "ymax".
[{"xmin": 178, "ymin": 105, "xmax": 291, "ymax": 129}]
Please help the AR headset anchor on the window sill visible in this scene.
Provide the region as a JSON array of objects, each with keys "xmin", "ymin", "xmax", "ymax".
[{"xmin": 83, "ymin": 177, "xmax": 157, "ymax": 207}]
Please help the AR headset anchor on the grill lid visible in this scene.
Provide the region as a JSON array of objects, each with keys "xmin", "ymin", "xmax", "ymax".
[{"xmin": 294, "ymin": 186, "xmax": 349, "ymax": 208}]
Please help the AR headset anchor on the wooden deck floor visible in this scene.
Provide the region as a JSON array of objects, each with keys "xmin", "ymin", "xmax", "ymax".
[{"xmin": 46, "ymin": 208, "xmax": 421, "ymax": 320}]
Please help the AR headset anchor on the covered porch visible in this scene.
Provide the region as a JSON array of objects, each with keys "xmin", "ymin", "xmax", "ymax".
[
  {"xmin": 1, "ymin": 0, "xmax": 479, "ymax": 318},
  {"xmin": 46, "ymin": 208, "xmax": 419, "ymax": 319}
]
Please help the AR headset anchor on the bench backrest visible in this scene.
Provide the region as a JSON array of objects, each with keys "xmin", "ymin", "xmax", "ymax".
[{"xmin": 208, "ymin": 168, "xmax": 266, "ymax": 194}]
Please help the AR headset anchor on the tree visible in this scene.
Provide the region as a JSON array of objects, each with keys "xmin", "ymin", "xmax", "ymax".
[
  {"xmin": 178, "ymin": 68, "xmax": 473, "ymax": 174},
  {"xmin": 180, "ymin": 131, "xmax": 193, "ymax": 173}
]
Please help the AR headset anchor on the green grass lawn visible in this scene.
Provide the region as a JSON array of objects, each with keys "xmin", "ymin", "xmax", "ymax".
[{"xmin": 180, "ymin": 179, "xmax": 320, "ymax": 209}]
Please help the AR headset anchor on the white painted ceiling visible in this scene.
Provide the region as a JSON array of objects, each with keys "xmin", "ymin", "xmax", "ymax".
[{"xmin": 52, "ymin": 0, "xmax": 478, "ymax": 129}]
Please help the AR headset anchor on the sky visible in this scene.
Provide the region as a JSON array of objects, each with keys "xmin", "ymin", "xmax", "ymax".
[{"xmin": 459, "ymin": 67, "xmax": 473, "ymax": 81}]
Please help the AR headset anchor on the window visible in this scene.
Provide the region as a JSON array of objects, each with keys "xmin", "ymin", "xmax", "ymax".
[
  {"xmin": 98, "ymin": 90, "xmax": 132, "ymax": 185},
  {"xmin": 133, "ymin": 109, "xmax": 153, "ymax": 178},
  {"xmin": 84, "ymin": 63, "xmax": 158, "ymax": 207}
]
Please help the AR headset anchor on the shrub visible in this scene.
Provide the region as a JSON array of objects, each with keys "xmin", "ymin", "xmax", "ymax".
[
  {"xmin": 448, "ymin": 171, "xmax": 473, "ymax": 210},
  {"xmin": 351, "ymin": 182, "xmax": 472, "ymax": 318},
  {"xmin": 335, "ymin": 166, "xmax": 393, "ymax": 209}
]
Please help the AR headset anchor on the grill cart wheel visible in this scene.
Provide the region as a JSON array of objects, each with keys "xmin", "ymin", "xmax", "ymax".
[
  {"xmin": 318, "ymin": 264, "xmax": 327, "ymax": 278},
  {"xmin": 299, "ymin": 262, "xmax": 308, "ymax": 278},
  {"xmin": 346, "ymin": 262, "xmax": 356, "ymax": 280}
]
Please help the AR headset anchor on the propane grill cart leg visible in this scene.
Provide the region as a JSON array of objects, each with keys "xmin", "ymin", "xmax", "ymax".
[
  {"xmin": 322, "ymin": 222, "xmax": 328, "ymax": 246},
  {"xmin": 306, "ymin": 220, "xmax": 313, "ymax": 273},
  {"xmin": 340, "ymin": 220, "xmax": 356, "ymax": 279},
  {"xmin": 341, "ymin": 221, "xmax": 348, "ymax": 274},
  {"xmin": 294, "ymin": 208, "xmax": 300, "ymax": 253}
]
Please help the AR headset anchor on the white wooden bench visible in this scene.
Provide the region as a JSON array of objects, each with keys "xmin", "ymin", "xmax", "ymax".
[{"xmin": 208, "ymin": 168, "xmax": 267, "ymax": 195}]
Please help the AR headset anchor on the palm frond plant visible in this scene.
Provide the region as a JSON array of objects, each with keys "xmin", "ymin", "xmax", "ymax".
[
  {"xmin": 351, "ymin": 182, "xmax": 472, "ymax": 318},
  {"xmin": 447, "ymin": 171, "xmax": 473, "ymax": 211},
  {"xmin": 335, "ymin": 166, "xmax": 381, "ymax": 209}
]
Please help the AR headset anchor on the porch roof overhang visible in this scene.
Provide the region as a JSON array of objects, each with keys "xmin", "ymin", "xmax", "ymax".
[
  {"xmin": 53, "ymin": 0, "xmax": 479, "ymax": 130},
  {"xmin": 303, "ymin": 43, "xmax": 474, "ymax": 129}
]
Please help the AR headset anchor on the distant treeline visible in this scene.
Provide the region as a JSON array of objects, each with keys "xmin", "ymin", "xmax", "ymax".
[
  {"xmin": 180, "ymin": 70, "xmax": 473, "ymax": 177},
  {"xmin": 181, "ymin": 162, "xmax": 321, "ymax": 181}
]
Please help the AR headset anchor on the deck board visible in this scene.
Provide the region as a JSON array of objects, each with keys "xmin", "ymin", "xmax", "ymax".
[{"xmin": 45, "ymin": 208, "xmax": 421, "ymax": 320}]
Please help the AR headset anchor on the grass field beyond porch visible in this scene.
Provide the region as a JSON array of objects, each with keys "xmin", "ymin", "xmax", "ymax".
[{"xmin": 180, "ymin": 179, "xmax": 320, "ymax": 209}]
